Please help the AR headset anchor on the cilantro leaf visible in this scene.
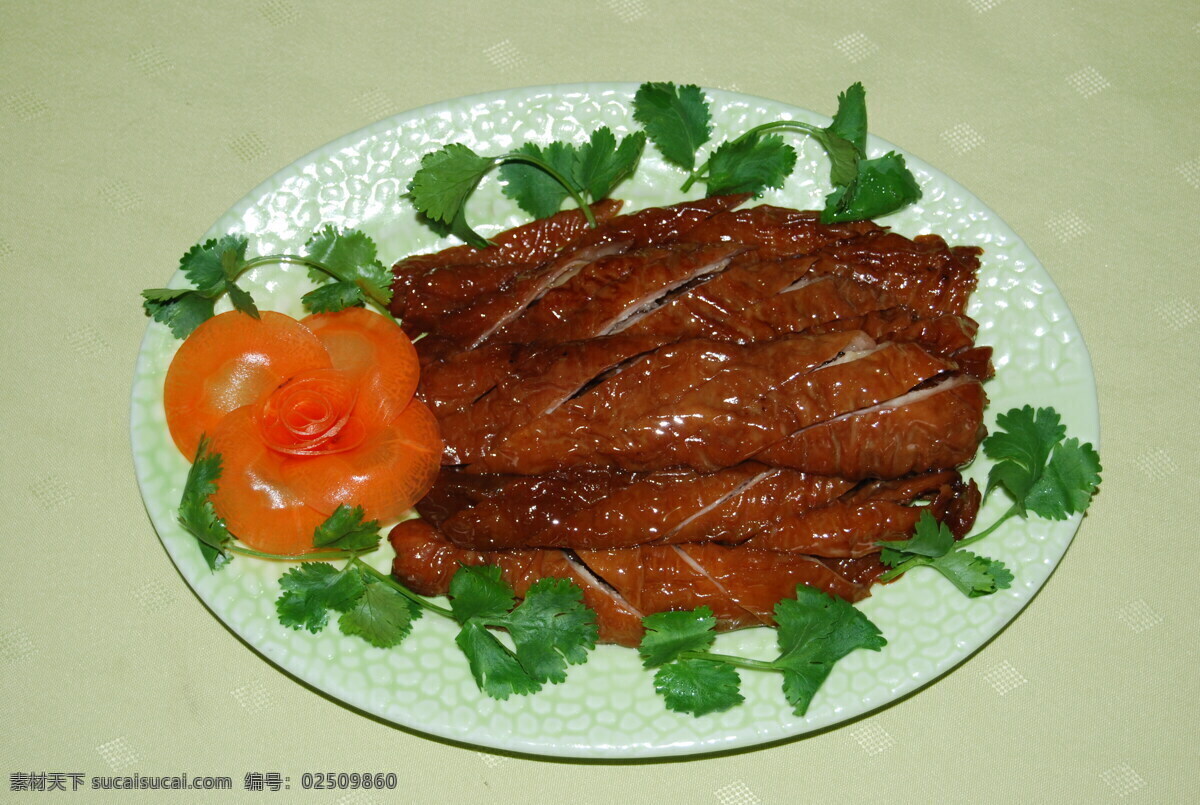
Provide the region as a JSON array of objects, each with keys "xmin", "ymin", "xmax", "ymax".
[
  {"xmin": 821, "ymin": 152, "xmax": 922, "ymax": 224},
  {"xmin": 928, "ymin": 550, "xmax": 1014, "ymax": 598},
  {"xmin": 142, "ymin": 288, "xmax": 216, "ymax": 339},
  {"xmin": 505, "ymin": 577, "xmax": 598, "ymax": 684},
  {"xmin": 499, "ymin": 141, "xmax": 579, "ymax": 220},
  {"xmin": 444, "ymin": 567, "xmax": 597, "ymax": 697},
  {"xmin": 576, "ymin": 127, "xmax": 646, "ymax": 201},
  {"xmin": 455, "ymin": 620, "xmax": 542, "ymax": 699},
  {"xmin": 633, "ymin": 82, "xmax": 713, "ymax": 171},
  {"xmin": 276, "ymin": 562, "xmax": 366, "ymax": 633},
  {"xmin": 303, "ymin": 226, "xmax": 392, "ymax": 308},
  {"xmin": 878, "ymin": 513, "xmax": 1013, "ymax": 598},
  {"xmin": 704, "ymin": 132, "xmax": 796, "ymax": 197},
  {"xmin": 312, "ymin": 504, "xmax": 381, "ymax": 552},
  {"xmin": 773, "ymin": 586, "xmax": 886, "ymax": 716},
  {"xmin": 407, "ymin": 144, "xmax": 496, "ymax": 247},
  {"xmin": 448, "ymin": 565, "xmax": 517, "ymax": 624},
  {"xmin": 338, "ymin": 576, "xmax": 421, "ymax": 648},
  {"xmin": 225, "ymin": 282, "xmax": 260, "ymax": 319},
  {"xmin": 878, "ymin": 512, "xmax": 955, "ymax": 564},
  {"xmin": 826, "ymin": 82, "xmax": 867, "ymax": 155},
  {"xmin": 983, "ymin": 406, "xmax": 1065, "ymax": 513},
  {"xmin": 1024, "ymin": 438, "xmax": 1102, "ymax": 520},
  {"xmin": 180, "ymin": 235, "xmax": 248, "ymax": 297},
  {"xmin": 638, "ymin": 607, "xmax": 718, "ymax": 667},
  {"xmin": 983, "ymin": 406, "xmax": 1101, "ymax": 521},
  {"xmin": 808, "ymin": 128, "xmax": 862, "ymax": 189},
  {"xmin": 301, "ymin": 280, "xmax": 365, "ymax": 313},
  {"xmin": 176, "ymin": 436, "xmax": 234, "ymax": 570},
  {"xmin": 653, "ymin": 659, "xmax": 744, "ymax": 717}
]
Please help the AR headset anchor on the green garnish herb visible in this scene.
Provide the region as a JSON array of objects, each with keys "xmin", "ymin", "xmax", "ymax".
[
  {"xmin": 142, "ymin": 226, "xmax": 392, "ymax": 338},
  {"xmin": 176, "ymin": 440, "xmax": 597, "ymax": 695},
  {"xmin": 405, "ymin": 82, "xmax": 922, "ymax": 248},
  {"xmin": 407, "ymin": 128, "xmax": 646, "ymax": 248},
  {"xmin": 631, "ymin": 80, "xmax": 922, "ymax": 223},
  {"xmin": 638, "ymin": 588, "xmax": 887, "ymax": 718},
  {"xmin": 877, "ymin": 406, "xmax": 1101, "ymax": 594}
]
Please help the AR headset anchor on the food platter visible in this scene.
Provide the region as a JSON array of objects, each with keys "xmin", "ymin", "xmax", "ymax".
[{"xmin": 130, "ymin": 83, "xmax": 1098, "ymax": 758}]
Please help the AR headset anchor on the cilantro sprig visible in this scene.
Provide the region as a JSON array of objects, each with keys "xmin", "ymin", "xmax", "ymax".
[
  {"xmin": 632, "ymin": 81, "xmax": 921, "ymax": 223},
  {"xmin": 638, "ymin": 589, "xmax": 886, "ymax": 717},
  {"xmin": 142, "ymin": 225, "xmax": 393, "ymax": 338},
  {"xmin": 175, "ymin": 439, "xmax": 597, "ymax": 694},
  {"xmin": 408, "ymin": 127, "xmax": 646, "ymax": 247},
  {"xmin": 877, "ymin": 406, "xmax": 1101, "ymax": 594},
  {"xmin": 277, "ymin": 560, "xmax": 598, "ymax": 692}
]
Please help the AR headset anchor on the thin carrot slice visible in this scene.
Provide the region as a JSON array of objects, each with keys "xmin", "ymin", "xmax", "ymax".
[
  {"xmin": 281, "ymin": 398, "xmax": 443, "ymax": 524},
  {"xmin": 207, "ymin": 407, "xmax": 330, "ymax": 555},
  {"xmin": 164, "ymin": 311, "xmax": 332, "ymax": 458},
  {"xmin": 301, "ymin": 308, "xmax": 419, "ymax": 422}
]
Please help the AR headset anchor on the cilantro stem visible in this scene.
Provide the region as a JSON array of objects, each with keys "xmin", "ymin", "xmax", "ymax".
[
  {"xmin": 679, "ymin": 650, "xmax": 781, "ymax": 673},
  {"xmin": 354, "ymin": 559, "xmax": 455, "ymax": 619},
  {"xmin": 225, "ymin": 544, "xmax": 378, "ymax": 563},
  {"xmin": 955, "ymin": 506, "xmax": 1017, "ymax": 549},
  {"xmin": 498, "ymin": 152, "xmax": 597, "ymax": 227},
  {"xmin": 681, "ymin": 120, "xmax": 846, "ymax": 193},
  {"xmin": 238, "ymin": 255, "xmax": 394, "ymax": 316}
]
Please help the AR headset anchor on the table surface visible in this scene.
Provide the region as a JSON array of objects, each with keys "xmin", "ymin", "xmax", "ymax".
[{"xmin": 2, "ymin": 1, "xmax": 1196, "ymax": 802}]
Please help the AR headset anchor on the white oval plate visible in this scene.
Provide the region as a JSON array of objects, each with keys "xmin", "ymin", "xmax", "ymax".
[{"xmin": 131, "ymin": 83, "xmax": 1098, "ymax": 758}]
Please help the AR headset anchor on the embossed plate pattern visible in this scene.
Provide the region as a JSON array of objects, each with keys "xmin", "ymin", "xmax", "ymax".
[{"xmin": 130, "ymin": 84, "xmax": 1098, "ymax": 758}]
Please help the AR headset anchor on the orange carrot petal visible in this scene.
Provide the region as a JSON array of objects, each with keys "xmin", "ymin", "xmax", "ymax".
[
  {"xmin": 301, "ymin": 307, "xmax": 419, "ymax": 418},
  {"xmin": 281, "ymin": 398, "xmax": 443, "ymax": 524},
  {"xmin": 164, "ymin": 310, "xmax": 332, "ymax": 458},
  {"xmin": 207, "ymin": 407, "xmax": 330, "ymax": 555}
]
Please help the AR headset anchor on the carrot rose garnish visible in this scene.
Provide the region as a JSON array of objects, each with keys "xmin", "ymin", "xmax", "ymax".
[{"xmin": 164, "ymin": 308, "xmax": 440, "ymax": 555}]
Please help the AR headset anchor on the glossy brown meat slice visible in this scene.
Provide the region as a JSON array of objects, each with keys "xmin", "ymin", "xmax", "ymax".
[
  {"xmin": 389, "ymin": 518, "xmax": 646, "ymax": 647},
  {"xmin": 475, "ymin": 331, "xmax": 870, "ymax": 474},
  {"xmin": 408, "ymin": 196, "xmax": 749, "ymax": 361},
  {"xmin": 744, "ymin": 470, "xmax": 981, "ymax": 555},
  {"xmin": 757, "ymin": 374, "xmax": 987, "ymax": 479},
  {"xmin": 677, "ymin": 204, "xmax": 882, "ymax": 259},
  {"xmin": 577, "ymin": 543, "xmax": 868, "ymax": 632},
  {"xmin": 465, "ymin": 334, "xmax": 961, "ymax": 475},
  {"xmin": 390, "ymin": 517, "xmax": 873, "ymax": 645},
  {"xmin": 426, "ymin": 465, "xmax": 978, "ymax": 556},
  {"xmin": 491, "ymin": 242, "xmax": 744, "ymax": 345},
  {"xmin": 811, "ymin": 231, "xmax": 981, "ymax": 317},
  {"xmin": 389, "ymin": 200, "xmax": 624, "ymax": 334},
  {"xmin": 433, "ymin": 334, "xmax": 667, "ymax": 464},
  {"xmin": 435, "ymin": 465, "xmax": 853, "ymax": 551}
]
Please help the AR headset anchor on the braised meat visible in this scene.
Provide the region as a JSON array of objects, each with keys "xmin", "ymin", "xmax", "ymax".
[{"xmin": 389, "ymin": 199, "xmax": 991, "ymax": 643}]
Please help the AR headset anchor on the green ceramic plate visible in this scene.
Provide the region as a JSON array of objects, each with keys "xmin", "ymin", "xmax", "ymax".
[{"xmin": 131, "ymin": 83, "xmax": 1099, "ymax": 758}]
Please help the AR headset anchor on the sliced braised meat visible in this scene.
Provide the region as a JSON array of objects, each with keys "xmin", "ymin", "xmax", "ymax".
[
  {"xmin": 811, "ymin": 231, "xmax": 981, "ymax": 317},
  {"xmin": 577, "ymin": 543, "xmax": 868, "ymax": 631},
  {"xmin": 389, "ymin": 200, "xmax": 624, "ymax": 335},
  {"xmin": 582, "ymin": 194, "xmax": 749, "ymax": 249},
  {"xmin": 389, "ymin": 518, "xmax": 645, "ymax": 646},
  {"xmin": 434, "ymin": 334, "xmax": 667, "ymax": 464},
  {"xmin": 757, "ymin": 374, "xmax": 987, "ymax": 479},
  {"xmin": 474, "ymin": 331, "xmax": 864, "ymax": 473},
  {"xmin": 428, "ymin": 465, "xmax": 977, "ymax": 556},
  {"xmin": 464, "ymin": 334, "xmax": 960, "ymax": 475},
  {"xmin": 823, "ymin": 555, "xmax": 892, "ymax": 589},
  {"xmin": 492, "ymin": 242, "xmax": 744, "ymax": 345},
  {"xmin": 390, "ymin": 200, "xmax": 992, "ymax": 622},
  {"xmin": 407, "ymin": 196, "xmax": 749, "ymax": 361},
  {"xmin": 437, "ymin": 464, "xmax": 853, "ymax": 551},
  {"xmin": 677, "ymin": 204, "xmax": 882, "ymax": 259},
  {"xmin": 744, "ymin": 471, "xmax": 981, "ymax": 555}
]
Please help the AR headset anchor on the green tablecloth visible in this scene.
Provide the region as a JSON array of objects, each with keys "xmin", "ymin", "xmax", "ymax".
[{"xmin": 3, "ymin": 1, "xmax": 1196, "ymax": 801}]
